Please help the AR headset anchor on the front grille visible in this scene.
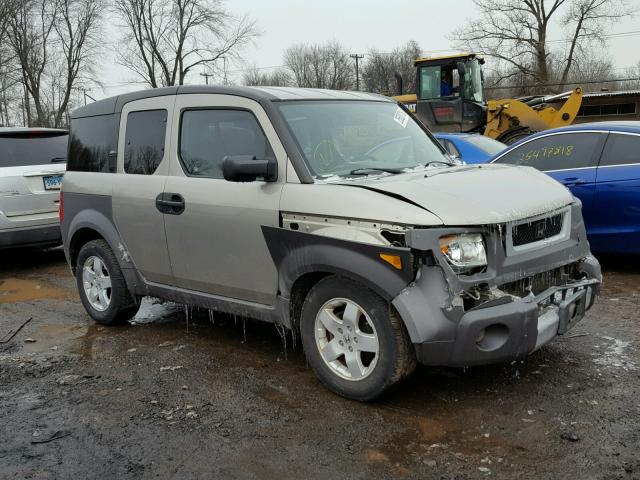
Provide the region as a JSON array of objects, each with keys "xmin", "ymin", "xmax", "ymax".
[
  {"xmin": 500, "ymin": 264, "xmax": 580, "ymax": 297},
  {"xmin": 512, "ymin": 213, "xmax": 563, "ymax": 246}
]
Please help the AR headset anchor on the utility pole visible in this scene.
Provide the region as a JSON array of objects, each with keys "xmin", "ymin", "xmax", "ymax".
[
  {"xmin": 200, "ymin": 72, "xmax": 214, "ymax": 85},
  {"xmin": 350, "ymin": 54, "xmax": 364, "ymax": 91},
  {"xmin": 219, "ymin": 56, "xmax": 228, "ymax": 85},
  {"xmin": 82, "ymin": 89, "xmax": 95, "ymax": 105}
]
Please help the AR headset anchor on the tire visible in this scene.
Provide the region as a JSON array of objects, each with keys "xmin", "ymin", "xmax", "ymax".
[
  {"xmin": 76, "ymin": 239, "xmax": 139, "ymax": 325},
  {"xmin": 497, "ymin": 128, "xmax": 536, "ymax": 145},
  {"xmin": 300, "ymin": 275, "xmax": 416, "ymax": 401}
]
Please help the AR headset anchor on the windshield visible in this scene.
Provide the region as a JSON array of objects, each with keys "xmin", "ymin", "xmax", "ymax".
[
  {"xmin": 0, "ymin": 132, "xmax": 68, "ymax": 167},
  {"xmin": 464, "ymin": 135, "xmax": 505, "ymax": 155},
  {"xmin": 278, "ymin": 101, "xmax": 450, "ymax": 179}
]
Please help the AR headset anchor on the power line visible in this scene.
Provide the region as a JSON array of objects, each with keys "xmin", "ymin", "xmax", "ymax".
[
  {"xmin": 373, "ymin": 30, "xmax": 640, "ymax": 56},
  {"xmin": 485, "ymin": 76, "xmax": 640, "ymax": 90}
]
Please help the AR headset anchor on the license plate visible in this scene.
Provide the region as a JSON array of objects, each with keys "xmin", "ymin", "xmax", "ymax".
[{"xmin": 43, "ymin": 175, "xmax": 63, "ymax": 190}]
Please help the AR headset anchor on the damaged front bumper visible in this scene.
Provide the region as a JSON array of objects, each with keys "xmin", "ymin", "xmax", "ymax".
[{"xmin": 392, "ymin": 203, "xmax": 602, "ymax": 367}]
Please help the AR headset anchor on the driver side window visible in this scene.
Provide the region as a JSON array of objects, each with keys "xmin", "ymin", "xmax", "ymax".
[{"xmin": 179, "ymin": 109, "xmax": 274, "ymax": 179}]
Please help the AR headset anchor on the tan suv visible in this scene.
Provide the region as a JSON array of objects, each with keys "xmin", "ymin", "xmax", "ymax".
[{"xmin": 61, "ymin": 86, "xmax": 601, "ymax": 400}]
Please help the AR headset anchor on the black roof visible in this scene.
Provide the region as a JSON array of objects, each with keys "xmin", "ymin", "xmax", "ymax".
[{"xmin": 71, "ymin": 85, "xmax": 390, "ymax": 119}]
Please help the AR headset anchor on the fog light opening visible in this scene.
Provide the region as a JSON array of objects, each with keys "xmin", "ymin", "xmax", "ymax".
[{"xmin": 475, "ymin": 324, "xmax": 509, "ymax": 352}]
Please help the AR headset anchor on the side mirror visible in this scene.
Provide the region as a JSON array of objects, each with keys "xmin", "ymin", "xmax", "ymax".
[
  {"xmin": 222, "ymin": 155, "xmax": 277, "ymax": 182},
  {"xmin": 456, "ymin": 61, "xmax": 466, "ymax": 77}
]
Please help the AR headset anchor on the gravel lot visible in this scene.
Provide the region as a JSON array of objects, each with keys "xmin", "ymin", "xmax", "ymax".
[{"xmin": 1, "ymin": 248, "xmax": 639, "ymax": 479}]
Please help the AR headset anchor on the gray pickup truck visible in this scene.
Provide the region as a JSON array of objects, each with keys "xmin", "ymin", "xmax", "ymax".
[{"xmin": 60, "ymin": 86, "xmax": 601, "ymax": 400}]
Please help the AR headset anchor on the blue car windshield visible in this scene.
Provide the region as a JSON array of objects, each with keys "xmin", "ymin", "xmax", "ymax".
[
  {"xmin": 278, "ymin": 101, "xmax": 450, "ymax": 179},
  {"xmin": 464, "ymin": 135, "xmax": 506, "ymax": 155}
]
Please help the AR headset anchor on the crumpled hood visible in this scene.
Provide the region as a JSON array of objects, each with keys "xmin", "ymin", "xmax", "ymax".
[{"xmin": 346, "ymin": 164, "xmax": 574, "ymax": 225}]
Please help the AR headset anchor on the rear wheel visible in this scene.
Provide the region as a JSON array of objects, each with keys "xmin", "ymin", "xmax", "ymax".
[
  {"xmin": 300, "ymin": 276, "xmax": 416, "ymax": 401},
  {"xmin": 497, "ymin": 128, "xmax": 536, "ymax": 145},
  {"xmin": 76, "ymin": 239, "xmax": 139, "ymax": 325}
]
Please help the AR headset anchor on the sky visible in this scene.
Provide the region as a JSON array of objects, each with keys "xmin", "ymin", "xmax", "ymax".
[{"xmin": 96, "ymin": 0, "xmax": 640, "ymax": 100}]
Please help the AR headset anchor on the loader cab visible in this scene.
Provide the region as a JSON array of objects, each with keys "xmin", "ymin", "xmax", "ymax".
[{"xmin": 414, "ymin": 53, "xmax": 486, "ymax": 133}]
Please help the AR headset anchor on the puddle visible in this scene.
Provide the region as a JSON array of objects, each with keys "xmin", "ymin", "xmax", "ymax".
[
  {"xmin": 0, "ymin": 278, "xmax": 74, "ymax": 303},
  {"xmin": 22, "ymin": 323, "xmax": 89, "ymax": 354},
  {"xmin": 416, "ymin": 417, "xmax": 449, "ymax": 443}
]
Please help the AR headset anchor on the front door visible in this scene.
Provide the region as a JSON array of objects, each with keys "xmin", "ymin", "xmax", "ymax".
[
  {"xmin": 111, "ymin": 96, "xmax": 175, "ymax": 284},
  {"xmin": 163, "ymin": 94, "xmax": 285, "ymax": 305}
]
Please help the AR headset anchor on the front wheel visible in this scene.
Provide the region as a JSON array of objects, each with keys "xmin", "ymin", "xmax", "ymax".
[
  {"xmin": 300, "ymin": 276, "xmax": 416, "ymax": 401},
  {"xmin": 76, "ymin": 239, "xmax": 140, "ymax": 325}
]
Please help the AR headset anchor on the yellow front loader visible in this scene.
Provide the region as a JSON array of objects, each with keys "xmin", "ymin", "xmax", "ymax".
[{"xmin": 393, "ymin": 53, "xmax": 583, "ymax": 144}]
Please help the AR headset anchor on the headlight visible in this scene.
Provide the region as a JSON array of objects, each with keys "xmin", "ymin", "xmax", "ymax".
[{"xmin": 439, "ymin": 233, "xmax": 487, "ymax": 273}]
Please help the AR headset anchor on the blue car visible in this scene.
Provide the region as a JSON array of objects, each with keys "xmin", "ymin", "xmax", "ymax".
[
  {"xmin": 490, "ymin": 121, "xmax": 640, "ymax": 255},
  {"xmin": 434, "ymin": 133, "xmax": 506, "ymax": 164}
]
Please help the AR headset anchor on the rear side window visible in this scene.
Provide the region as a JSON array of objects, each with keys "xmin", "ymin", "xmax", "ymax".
[
  {"xmin": 599, "ymin": 133, "xmax": 640, "ymax": 166},
  {"xmin": 124, "ymin": 109, "xmax": 167, "ymax": 175},
  {"xmin": 493, "ymin": 132, "xmax": 605, "ymax": 171},
  {"xmin": 0, "ymin": 132, "xmax": 68, "ymax": 167},
  {"xmin": 67, "ymin": 114, "xmax": 119, "ymax": 173},
  {"xmin": 179, "ymin": 109, "xmax": 273, "ymax": 179}
]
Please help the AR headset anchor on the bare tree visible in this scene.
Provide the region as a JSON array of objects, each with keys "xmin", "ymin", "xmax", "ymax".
[
  {"xmin": 114, "ymin": 0, "xmax": 258, "ymax": 87},
  {"xmin": 361, "ymin": 40, "xmax": 421, "ymax": 95},
  {"xmin": 4, "ymin": 0, "xmax": 100, "ymax": 127},
  {"xmin": 283, "ymin": 41, "xmax": 353, "ymax": 90},
  {"xmin": 6, "ymin": 0, "xmax": 57, "ymax": 126},
  {"xmin": 451, "ymin": 0, "xmax": 633, "ymax": 93},
  {"xmin": 51, "ymin": 0, "xmax": 101, "ymax": 127},
  {"xmin": 620, "ymin": 61, "xmax": 640, "ymax": 90},
  {"xmin": 558, "ymin": 0, "xmax": 631, "ymax": 86},
  {"xmin": 242, "ymin": 67, "xmax": 291, "ymax": 87},
  {"xmin": 0, "ymin": 0, "xmax": 20, "ymax": 125}
]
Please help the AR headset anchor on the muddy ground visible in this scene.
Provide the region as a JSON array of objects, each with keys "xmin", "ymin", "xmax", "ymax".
[{"xmin": 0, "ymin": 248, "xmax": 638, "ymax": 480}]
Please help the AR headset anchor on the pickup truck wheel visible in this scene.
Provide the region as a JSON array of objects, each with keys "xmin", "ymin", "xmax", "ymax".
[
  {"xmin": 300, "ymin": 275, "xmax": 416, "ymax": 401},
  {"xmin": 76, "ymin": 239, "xmax": 139, "ymax": 325}
]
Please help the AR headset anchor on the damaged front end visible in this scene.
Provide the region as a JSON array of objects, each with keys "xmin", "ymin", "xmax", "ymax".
[
  {"xmin": 393, "ymin": 201, "xmax": 602, "ymax": 367},
  {"xmin": 268, "ymin": 201, "xmax": 600, "ymax": 368}
]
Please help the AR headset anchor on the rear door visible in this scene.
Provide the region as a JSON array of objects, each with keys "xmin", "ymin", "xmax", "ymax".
[
  {"xmin": 590, "ymin": 132, "xmax": 640, "ymax": 253},
  {"xmin": 0, "ymin": 130, "xmax": 67, "ymax": 229},
  {"xmin": 492, "ymin": 131, "xmax": 607, "ymax": 225},
  {"xmin": 111, "ymin": 97, "xmax": 175, "ymax": 284}
]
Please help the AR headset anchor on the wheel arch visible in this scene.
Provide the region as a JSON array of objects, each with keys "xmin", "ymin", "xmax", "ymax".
[
  {"xmin": 262, "ymin": 226, "xmax": 416, "ymax": 329},
  {"xmin": 64, "ymin": 208, "xmax": 145, "ymax": 296},
  {"xmin": 68, "ymin": 227, "xmax": 104, "ymax": 275}
]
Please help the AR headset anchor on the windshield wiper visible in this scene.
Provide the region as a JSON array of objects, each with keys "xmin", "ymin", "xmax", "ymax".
[
  {"xmin": 51, "ymin": 157, "xmax": 66, "ymax": 163},
  {"xmin": 349, "ymin": 167, "xmax": 405, "ymax": 175},
  {"xmin": 424, "ymin": 160, "xmax": 453, "ymax": 167}
]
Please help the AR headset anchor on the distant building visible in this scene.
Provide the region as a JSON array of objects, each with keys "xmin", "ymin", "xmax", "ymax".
[{"xmin": 548, "ymin": 90, "xmax": 640, "ymax": 123}]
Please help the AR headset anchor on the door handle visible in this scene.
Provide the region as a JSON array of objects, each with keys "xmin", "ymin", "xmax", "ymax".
[
  {"xmin": 156, "ymin": 193, "xmax": 185, "ymax": 215},
  {"xmin": 562, "ymin": 177, "xmax": 587, "ymax": 187}
]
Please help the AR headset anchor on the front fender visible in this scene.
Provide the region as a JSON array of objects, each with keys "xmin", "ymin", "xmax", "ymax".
[{"xmin": 261, "ymin": 226, "xmax": 415, "ymax": 301}]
